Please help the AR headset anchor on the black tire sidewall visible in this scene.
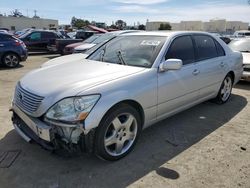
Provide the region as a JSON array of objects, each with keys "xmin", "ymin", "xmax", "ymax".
[
  {"xmin": 95, "ymin": 104, "xmax": 142, "ymax": 161},
  {"xmin": 216, "ymin": 74, "xmax": 233, "ymax": 104},
  {"xmin": 3, "ymin": 53, "xmax": 20, "ymax": 68}
]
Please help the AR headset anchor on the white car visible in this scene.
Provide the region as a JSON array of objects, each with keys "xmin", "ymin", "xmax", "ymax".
[
  {"xmin": 11, "ymin": 31, "xmax": 243, "ymax": 160},
  {"xmin": 229, "ymin": 38, "xmax": 250, "ymax": 81}
]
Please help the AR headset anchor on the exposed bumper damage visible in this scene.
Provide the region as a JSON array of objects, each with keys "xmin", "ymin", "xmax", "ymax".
[{"xmin": 11, "ymin": 104, "xmax": 94, "ymax": 153}]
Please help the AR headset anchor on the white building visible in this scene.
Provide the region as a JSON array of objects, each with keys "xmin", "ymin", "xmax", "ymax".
[
  {"xmin": 226, "ymin": 21, "xmax": 249, "ymax": 33},
  {"xmin": 0, "ymin": 16, "xmax": 58, "ymax": 31},
  {"xmin": 148, "ymin": 19, "xmax": 249, "ymax": 34},
  {"xmin": 203, "ymin": 19, "xmax": 227, "ymax": 32},
  {"xmin": 179, "ymin": 21, "xmax": 203, "ymax": 31},
  {"xmin": 146, "ymin": 21, "xmax": 169, "ymax": 31}
]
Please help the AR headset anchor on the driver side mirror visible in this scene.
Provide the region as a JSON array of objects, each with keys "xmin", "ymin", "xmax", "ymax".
[{"xmin": 159, "ymin": 59, "xmax": 183, "ymax": 72}]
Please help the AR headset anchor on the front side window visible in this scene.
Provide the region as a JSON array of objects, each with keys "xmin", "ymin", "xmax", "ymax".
[
  {"xmin": 194, "ymin": 35, "xmax": 217, "ymax": 61},
  {"xmin": 29, "ymin": 32, "xmax": 41, "ymax": 41},
  {"xmin": 165, "ymin": 35, "xmax": 195, "ymax": 65},
  {"xmin": 87, "ymin": 36, "xmax": 166, "ymax": 68}
]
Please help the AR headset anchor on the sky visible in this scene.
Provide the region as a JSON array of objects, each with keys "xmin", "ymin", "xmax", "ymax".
[{"xmin": 0, "ymin": 0, "xmax": 250, "ymax": 25}]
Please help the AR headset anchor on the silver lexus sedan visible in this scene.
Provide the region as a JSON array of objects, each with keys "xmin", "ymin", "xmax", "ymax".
[{"xmin": 11, "ymin": 31, "xmax": 243, "ymax": 160}]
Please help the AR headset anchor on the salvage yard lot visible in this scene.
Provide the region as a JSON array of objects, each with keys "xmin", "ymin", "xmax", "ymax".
[{"xmin": 0, "ymin": 54, "xmax": 249, "ymax": 188}]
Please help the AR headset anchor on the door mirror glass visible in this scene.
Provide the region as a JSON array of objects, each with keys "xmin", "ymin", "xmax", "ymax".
[{"xmin": 159, "ymin": 59, "xmax": 182, "ymax": 72}]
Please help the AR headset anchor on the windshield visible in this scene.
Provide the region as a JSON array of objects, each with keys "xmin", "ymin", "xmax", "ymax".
[
  {"xmin": 84, "ymin": 34, "xmax": 101, "ymax": 43},
  {"xmin": 87, "ymin": 35, "xmax": 166, "ymax": 68},
  {"xmin": 92, "ymin": 33, "xmax": 115, "ymax": 44},
  {"xmin": 229, "ymin": 39, "xmax": 250, "ymax": 52}
]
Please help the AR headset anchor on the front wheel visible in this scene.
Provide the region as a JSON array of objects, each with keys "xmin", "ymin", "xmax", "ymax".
[
  {"xmin": 94, "ymin": 104, "xmax": 142, "ymax": 161},
  {"xmin": 214, "ymin": 74, "xmax": 233, "ymax": 104}
]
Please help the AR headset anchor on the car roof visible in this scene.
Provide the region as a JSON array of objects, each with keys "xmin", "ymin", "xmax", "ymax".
[{"xmin": 121, "ymin": 31, "xmax": 214, "ymax": 37}]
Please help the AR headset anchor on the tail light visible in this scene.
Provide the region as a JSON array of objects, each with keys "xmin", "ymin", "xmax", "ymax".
[
  {"xmin": 14, "ymin": 40, "xmax": 26, "ymax": 48},
  {"xmin": 14, "ymin": 40, "xmax": 22, "ymax": 46}
]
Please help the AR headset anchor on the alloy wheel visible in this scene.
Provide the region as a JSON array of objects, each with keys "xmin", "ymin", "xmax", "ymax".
[
  {"xmin": 104, "ymin": 113, "xmax": 138, "ymax": 157},
  {"xmin": 221, "ymin": 76, "xmax": 232, "ymax": 102}
]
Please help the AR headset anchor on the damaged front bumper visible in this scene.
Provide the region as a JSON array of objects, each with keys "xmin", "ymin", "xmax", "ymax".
[{"xmin": 11, "ymin": 104, "xmax": 91, "ymax": 152}]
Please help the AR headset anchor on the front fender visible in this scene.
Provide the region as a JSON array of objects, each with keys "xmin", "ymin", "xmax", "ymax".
[{"xmin": 84, "ymin": 91, "xmax": 138, "ymax": 131}]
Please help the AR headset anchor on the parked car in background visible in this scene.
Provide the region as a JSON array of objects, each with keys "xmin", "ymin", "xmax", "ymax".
[
  {"xmin": 63, "ymin": 34, "xmax": 102, "ymax": 55},
  {"xmin": 52, "ymin": 31, "xmax": 98, "ymax": 54},
  {"xmin": 74, "ymin": 30, "xmax": 141, "ymax": 53},
  {"xmin": 210, "ymin": 33, "xmax": 231, "ymax": 44},
  {"xmin": 229, "ymin": 38, "xmax": 250, "ymax": 81},
  {"xmin": 11, "ymin": 31, "xmax": 242, "ymax": 161},
  {"xmin": 19, "ymin": 30, "xmax": 63, "ymax": 52},
  {"xmin": 0, "ymin": 33, "xmax": 27, "ymax": 68},
  {"xmin": 0, "ymin": 30, "xmax": 9, "ymax": 34},
  {"xmin": 233, "ymin": 30, "xmax": 250, "ymax": 38}
]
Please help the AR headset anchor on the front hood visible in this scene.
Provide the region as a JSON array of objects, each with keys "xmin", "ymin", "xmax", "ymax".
[
  {"xmin": 41, "ymin": 53, "xmax": 88, "ymax": 68},
  {"xmin": 21, "ymin": 59, "xmax": 145, "ymax": 98},
  {"xmin": 66, "ymin": 42, "xmax": 85, "ymax": 48},
  {"xmin": 242, "ymin": 52, "xmax": 250, "ymax": 64},
  {"xmin": 75, "ymin": 43, "xmax": 96, "ymax": 50}
]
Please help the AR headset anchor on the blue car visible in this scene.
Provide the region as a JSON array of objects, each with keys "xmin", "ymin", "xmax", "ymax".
[{"xmin": 0, "ymin": 33, "xmax": 27, "ymax": 68}]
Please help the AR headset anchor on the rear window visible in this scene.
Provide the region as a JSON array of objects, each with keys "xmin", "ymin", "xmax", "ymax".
[
  {"xmin": 194, "ymin": 35, "xmax": 218, "ymax": 61},
  {"xmin": 0, "ymin": 34, "xmax": 17, "ymax": 41},
  {"xmin": 214, "ymin": 40, "xmax": 225, "ymax": 56}
]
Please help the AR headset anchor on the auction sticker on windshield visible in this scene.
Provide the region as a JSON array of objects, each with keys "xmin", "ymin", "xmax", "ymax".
[{"xmin": 140, "ymin": 40, "xmax": 161, "ymax": 46}]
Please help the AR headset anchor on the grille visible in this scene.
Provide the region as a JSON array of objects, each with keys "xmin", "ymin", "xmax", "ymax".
[
  {"xmin": 14, "ymin": 83, "xmax": 44, "ymax": 113},
  {"xmin": 244, "ymin": 67, "xmax": 250, "ymax": 72}
]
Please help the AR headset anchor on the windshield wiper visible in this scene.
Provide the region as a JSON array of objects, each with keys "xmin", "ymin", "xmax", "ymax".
[
  {"xmin": 240, "ymin": 50, "xmax": 250, "ymax": 53},
  {"xmin": 116, "ymin": 50, "xmax": 127, "ymax": 65}
]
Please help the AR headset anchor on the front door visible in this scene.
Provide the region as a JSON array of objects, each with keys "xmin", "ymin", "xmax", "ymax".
[{"xmin": 157, "ymin": 35, "xmax": 200, "ymax": 119}]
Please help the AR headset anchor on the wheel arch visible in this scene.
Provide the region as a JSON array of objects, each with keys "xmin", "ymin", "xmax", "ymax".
[
  {"xmin": 101, "ymin": 99, "xmax": 145, "ymax": 128},
  {"xmin": 227, "ymin": 71, "xmax": 235, "ymax": 83},
  {"xmin": 1, "ymin": 51, "xmax": 21, "ymax": 62}
]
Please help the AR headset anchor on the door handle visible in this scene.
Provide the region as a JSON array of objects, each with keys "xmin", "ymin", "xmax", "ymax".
[
  {"xmin": 192, "ymin": 69, "xmax": 200, "ymax": 76},
  {"xmin": 220, "ymin": 62, "xmax": 225, "ymax": 67},
  {"xmin": 0, "ymin": 44, "xmax": 4, "ymax": 47}
]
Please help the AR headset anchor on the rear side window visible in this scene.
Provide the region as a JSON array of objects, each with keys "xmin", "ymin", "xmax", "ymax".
[
  {"xmin": 42, "ymin": 32, "xmax": 56, "ymax": 39},
  {"xmin": 0, "ymin": 34, "xmax": 15, "ymax": 41},
  {"xmin": 194, "ymin": 35, "xmax": 217, "ymax": 61},
  {"xmin": 165, "ymin": 35, "xmax": 195, "ymax": 65},
  {"xmin": 214, "ymin": 40, "xmax": 225, "ymax": 56}
]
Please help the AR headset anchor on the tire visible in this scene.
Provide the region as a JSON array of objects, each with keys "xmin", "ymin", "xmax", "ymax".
[
  {"xmin": 213, "ymin": 74, "xmax": 233, "ymax": 104},
  {"xmin": 2, "ymin": 53, "xmax": 20, "ymax": 68},
  {"xmin": 94, "ymin": 103, "xmax": 142, "ymax": 161}
]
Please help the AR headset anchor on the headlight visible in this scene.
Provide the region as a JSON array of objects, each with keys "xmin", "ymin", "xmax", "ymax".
[{"xmin": 45, "ymin": 95, "xmax": 100, "ymax": 122}]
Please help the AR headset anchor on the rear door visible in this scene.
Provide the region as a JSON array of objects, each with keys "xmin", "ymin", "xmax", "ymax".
[
  {"xmin": 41, "ymin": 32, "xmax": 57, "ymax": 50},
  {"xmin": 157, "ymin": 35, "xmax": 200, "ymax": 119},
  {"xmin": 192, "ymin": 35, "xmax": 227, "ymax": 99}
]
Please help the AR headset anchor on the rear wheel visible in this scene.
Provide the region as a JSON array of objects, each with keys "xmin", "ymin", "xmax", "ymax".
[
  {"xmin": 95, "ymin": 104, "xmax": 142, "ymax": 161},
  {"xmin": 214, "ymin": 74, "xmax": 233, "ymax": 104},
  {"xmin": 3, "ymin": 53, "xmax": 20, "ymax": 68}
]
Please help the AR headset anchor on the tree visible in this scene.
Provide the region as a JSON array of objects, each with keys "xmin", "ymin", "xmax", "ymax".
[
  {"xmin": 110, "ymin": 24, "xmax": 118, "ymax": 29},
  {"xmin": 11, "ymin": 9, "xmax": 24, "ymax": 17},
  {"xmin": 138, "ymin": 24, "xmax": 145, "ymax": 30},
  {"xmin": 71, "ymin": 17, "xmax": 90, "ymax": 29},
  {"xmin": 115, "ymin": 20, "xmax": 126, "ymax": 30},
  {"xmin": 158, "ymin": 23, "xmax": 172, "ymax": 30}
]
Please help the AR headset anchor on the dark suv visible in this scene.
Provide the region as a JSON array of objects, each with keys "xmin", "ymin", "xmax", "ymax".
[
  {"xmin": 19, "ymin": 30, "xmax": 63, "ymax": 52},
  {"xmin": 0, "ymin": 33, "xmax": 27, "ymax": 68}
]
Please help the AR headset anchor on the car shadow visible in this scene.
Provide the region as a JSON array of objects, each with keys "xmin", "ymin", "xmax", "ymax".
[
  {"xmin": 0, "ymin": 64, "xmax": 24, "ymax": 70},
  {"xmin": 0, "ymin": 94, "xmax": 247, "ymax": 187},
  {"xmin": 234, "ymin": 81, "xmax": 250, "ymax": 91}
]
